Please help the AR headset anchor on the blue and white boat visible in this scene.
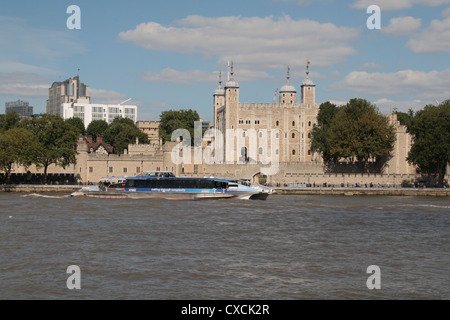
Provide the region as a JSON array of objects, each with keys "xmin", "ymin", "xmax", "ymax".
[{"xmin": 71, "ymin": 171, "xmax": 272, "ymax": 200}]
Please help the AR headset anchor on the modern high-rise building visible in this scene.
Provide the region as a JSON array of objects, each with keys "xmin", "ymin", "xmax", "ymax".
[
  {"xmin": 46, "ymin": 75, "xmax": 137, "ymax": 128},
  {"xmin": 46, "ymin": 75, "xmax": 90, "ymax": 116},
  {"xmin": 5, "ymin": 99, "xmax": 34, "ymax": 117}
]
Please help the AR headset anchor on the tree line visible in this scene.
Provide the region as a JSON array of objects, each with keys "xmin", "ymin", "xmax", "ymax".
[
  {"xmin": 310, "ymin": 98, "xmax": 449, "ymax": 187},
  {"xmin": 0, "ymin": 113, "xmax": 148, "ymax": 184}
]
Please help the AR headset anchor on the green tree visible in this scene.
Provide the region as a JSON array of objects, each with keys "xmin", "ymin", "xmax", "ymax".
[
  {"xmin": 65, "ymin": 117, "xmax": 86, "ymax": 136},
  {"xmin": 86, "ymin": 120, "xmax": 109, "ymax": 142},
  {"xmin": 20, "ymin": 114, "xmax": 78, "ymax": 184},
  {"xmin": 159, "ymin": 109, "xmax": 201, "ymax": 145},
  {"xmin": 407, "ymin": 102, "xmax": 450, "ymax": 187},
  {"xmin": 327, "ymin": 98, "xmax": 396, "ymax": 173},
  {"xmin": 0, "ymin": 111, "xmax": 21, "ymax": 133},
  {"xmin": 394, "ymin": 109, "xmax": 415, "ymax": 128},
  {"xmin": 103, "ymin": 117, "xmax": 149, "ymax": 154},
  {"xmin": 311, "ymin": 101, "xmax": 340, "ymax": 163},
  {"xmin": 0, "ymin": 128, "xmax": 40, "ymax": 184}
]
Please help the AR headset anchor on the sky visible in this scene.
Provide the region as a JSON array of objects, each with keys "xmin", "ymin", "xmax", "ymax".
[{"xmin": 1, "ymin": 0, "xmax": 450, "ymax": 122}]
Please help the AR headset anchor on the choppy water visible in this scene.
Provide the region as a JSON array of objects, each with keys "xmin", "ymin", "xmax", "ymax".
[{"xmin": 0, "ymin": 192, "xmax": 448, "ymax": 299}]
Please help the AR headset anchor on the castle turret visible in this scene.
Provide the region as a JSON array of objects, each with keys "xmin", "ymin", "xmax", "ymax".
[
  {"xmin": 279, "ymin": 66, "xmax": 297, "ymax": 105},
  {"xmin": 213, "ymin": 71, "xmax": 225, "ymax": 128},
  {"xmin": 301, "ymin": 60, "xmax": 316, "ymax": 107},
  {"xmin": 224, "ymin": 61, "xmax": 239, "ymax": 131}
]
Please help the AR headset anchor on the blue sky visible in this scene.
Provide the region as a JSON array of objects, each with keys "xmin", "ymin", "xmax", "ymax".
[{"xmin": 1, "ymin": 0, "xmax": 450, "ymax": 122}]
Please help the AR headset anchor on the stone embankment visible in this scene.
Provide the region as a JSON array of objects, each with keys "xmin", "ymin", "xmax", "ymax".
[
  {"xmin": 1, "ymin": 185, "xmax": 80, "ymax": 193},
  {"xmin": 275, "ymin": 187, "xmax": 450, "ymax": 197}
]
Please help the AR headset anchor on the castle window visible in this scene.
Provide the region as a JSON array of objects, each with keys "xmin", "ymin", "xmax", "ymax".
[
  {"xmin": 308, "ymin": 133, "xmax": 311, "ymax": 139},
  {"xmin": 283, "ymin": 100, "xmax": 285, "ymax": 103},
  {"xmin": 308, "ymin": 150, "xmax": 311, "ymax": 155},
  {"xmin": 259, "ymin": 147, "xmax": 263, "ymax": 155},
  {"xmin": 259, "ymin": 132, "xmax": 263, "ymax": 138},
  {"xmin": 292, "ymin": 121, "xmax": 295, "ymax": 126},
  {"xmin": 255, "ymin": 120, "xmax": 260, "ymax": 124},
  {"xmin": 308, "ymin": 121, "xmax": 311, "ymax": 127},
  {"xmin": 276, "ymin": 149, "xmax": 279, "ymax": 155},
  {"xmin": 89, "ymin": 167, "xmax": 93, "ymax": 173},
  {"xmin": 123, "ymin": 168, "xmax": 128, "ymax": 173},
  {"xmin": 109, "ymin": 167, "xmax": 113, "ymax": 173},
  {"xmin": 292, "ymin": 133, "xmax": 295, "ymax": 139},
  {"xmin": 276, "ymin": 121, "xmax": 279, "ymax": 126},
  {"xmin": 276, "ymin": 133, "xmax": 279, "ymax": 139},
  {"xmin": 292, "ymin": 150, "xmax": 296, "ymax": 155},
  {"xmin": 239, "ymin": 120, "xmax": 243, "ymax": 124}
]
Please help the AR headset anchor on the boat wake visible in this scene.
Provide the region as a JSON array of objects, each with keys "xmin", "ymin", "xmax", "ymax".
[{"xmin": 21, "ymin": 193, "xmax": 71, "ymax": 199}]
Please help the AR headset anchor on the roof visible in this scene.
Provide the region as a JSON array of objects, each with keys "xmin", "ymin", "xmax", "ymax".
[
  {"xmin": 280, "ymin": 81, "xmax": 296, "ymax": 93},
  {"xmin": 302, "ymin": 77, "xmax": 315, "ymax": 86}
]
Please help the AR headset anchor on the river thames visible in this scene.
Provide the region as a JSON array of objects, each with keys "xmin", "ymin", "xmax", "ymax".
[{"xmin": 0, "ymin": 192, "xmax": 448, "ymax": 299}]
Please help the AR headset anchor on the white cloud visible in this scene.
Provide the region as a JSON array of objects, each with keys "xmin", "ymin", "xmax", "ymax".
[
  {"xmin": 0, "ymin": 83, "xmax": 48, "ymax": 97},
  {"xmin": 351, "ymin": 0, "xmax": 450, "ymax": 11},
  {"xmin": 330, "ymin": 68, "xmax": 450, "ymax": 101},
  {"xmin": 373, "ymin": 98, "xmax": 425, "ymax": 113},
  {"xmin": 406, "ymin": 10, "xmax": 450, "ymax": 53},
  {"xmin": 89, "ymin": 88, "xmax": 128, "ymax": 104},
  {"xmin": 119, "ymin": 15, "xmax": 360, "ymax": 71},
  {"xmin": 382, "ymin": 16, "xmax": 422, "ymax": 36},
  {"xmin": 0, "ymin": 72, "xmax": 49, "ymax": 97},
  {"xmin": 142, "ymin": 68, "xmax": 272, "ymax": 84}
]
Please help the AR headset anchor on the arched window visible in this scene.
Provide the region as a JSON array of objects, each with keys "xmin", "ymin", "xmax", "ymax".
[
  {"xmin": 308, "ymin": 121, "xmax": 311, "ymax": 127},
  {"xmin": 292, "ymin": 121, "xmax": 295, "ymax": 126},
  {"xmin": 292, "ymin": 133, "xmax": 295, "ymax": 139},
  {"xmin": 259, "ymin": 147, "xmax": 263, "ymax": 155},
  {"xmin": 292, "ymin": 149, "xmax": 296, "ymax": 155},
  {"xmin": 276, "ymin": 121, "xmax": 279, "ymax": 126},
  {"xmin": 308, "ymin": 132, "xmax": 311, "ymax": 139}
]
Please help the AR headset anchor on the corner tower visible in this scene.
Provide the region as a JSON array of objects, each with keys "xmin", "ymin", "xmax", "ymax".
[
  {"xmin": 279, "ymin": 66, "xmax": 297, "ymax": 105},
  {"xmin": 301, "ymin": 60, "xmax": 316, "ymax": 107},
  {"xmin": 213, "ymin": 71, "xmax": 225, "ymax": 128},
  {"xmin": 224, "ymin": 61, "xmax": 239, "ymax": 131}
]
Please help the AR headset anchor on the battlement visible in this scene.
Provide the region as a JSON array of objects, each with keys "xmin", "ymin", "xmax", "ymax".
[{"xmin": 240, "ymin": 102, "xmax": 301, "ymax": 109}]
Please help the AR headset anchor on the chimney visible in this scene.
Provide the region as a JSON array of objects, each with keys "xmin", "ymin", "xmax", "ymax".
[
  {"xmin": 97, "ymin": 135, "xmax": 103, "ymax": 143},
  {"xmin": 87, "ymin": 136, "xmax": 93, "ymax": 143}
]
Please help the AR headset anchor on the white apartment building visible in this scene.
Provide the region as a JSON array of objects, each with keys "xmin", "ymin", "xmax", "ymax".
[{"xmin": 62, "ymin": 102, "xmax": 138, "ymax": 128}]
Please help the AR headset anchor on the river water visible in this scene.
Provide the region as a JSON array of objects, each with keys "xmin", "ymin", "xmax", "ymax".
[{"xmin": 0, "ymin": 192, "xmax": 448, "ymax": 300}]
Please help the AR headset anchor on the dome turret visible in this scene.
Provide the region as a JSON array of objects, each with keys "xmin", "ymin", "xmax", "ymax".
[{"xmin": 280, "ymin": 66, "xmax": 296, "ymax": 93}]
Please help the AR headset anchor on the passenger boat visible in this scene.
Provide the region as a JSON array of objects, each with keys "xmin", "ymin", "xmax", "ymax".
[{"xmin": 71, "ymin": 171, "xmax": 273, "ymax": 200}]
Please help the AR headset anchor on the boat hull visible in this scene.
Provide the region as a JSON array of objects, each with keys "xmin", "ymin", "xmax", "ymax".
[{"xmin": 70, "ymin": 190, "xmax": 260, "ymax": 200}]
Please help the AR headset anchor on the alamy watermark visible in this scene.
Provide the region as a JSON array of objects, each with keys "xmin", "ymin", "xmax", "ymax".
[
  {"xmin": 367, "ymin": 5, "xmax": 381, "ymax": 30},
  {"xmin": 66, "ymin": 5, "xmax": 81, "ymax": 30},
  {"xmin": 66, "ymin": 265, "xmax": 81, "ymax": 290},
  {"xmin": 170, "ymin": 122, "xmax": 280, "ymax": 176},
  {"xmin": 366, "ymin": 265, "xmax": 381, "ymax": 290}
]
